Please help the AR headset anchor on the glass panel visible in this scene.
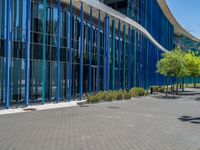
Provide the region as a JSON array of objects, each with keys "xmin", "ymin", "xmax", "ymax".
[
  {"xmin": 60, "ymin": 62, "xmax": 68, "ymax": 99},
  {"xmin": 0, "ymin": 57, "xmax": 5, "ymax": 106},
  {"xmin": 72, "ymin": 64, "xmax": 79, "ymax": 98},
  {"xmin": 30, "ymin": 60, "xmax": 43, "ymax": 103},
  {"xmin": 83, "ymin": 65, "xmax": 89, "ymax": 93},
  {"xmin": 11, "ymin": 58, "xmax": 25, "ymax": 105},
  {"xmin": 0, "ymin": 0, "xmax": 6, "ymax": 39}
]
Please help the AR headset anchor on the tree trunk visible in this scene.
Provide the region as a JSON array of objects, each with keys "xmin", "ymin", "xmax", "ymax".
[
  {"xmin": 182, "ymin": 78, "xmax": 185, "ymax": 91},
  {"xmin": 166, "ymin": 85, "xmax": 168, "ymax": 97},
  {"xmin": 194, "ymin": 83, "xmax": 197, "ymax": 88},
  {"xmin": 172, "ymin": 85, "xmax": 175, "ymax": 93},
  {"xmin": 176, "ymin": 83, "xmax": 178, "ymax": 95},
  {"xmin": 176, "ymin": 78, "xmax": 179, "ymax": 95},
  {"xmin": 193, "ymin": 78, "xmax": 196, "ymax": 88},
  {"xmin": 164, "ymin": 77, "xmax": 168, "ymax": 97}
]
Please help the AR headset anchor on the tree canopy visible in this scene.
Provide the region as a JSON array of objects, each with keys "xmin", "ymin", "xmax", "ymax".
[
  {"xmin": 184, "ymin": 51, "xmax": 200, "ymax": 78},
  {"xmin": 157, "ymin": 47, "xmax": 200, "ymax": 93},
  {"xmin": 156, "ymin": 47, "xmax": 189, "ymax": 78}
]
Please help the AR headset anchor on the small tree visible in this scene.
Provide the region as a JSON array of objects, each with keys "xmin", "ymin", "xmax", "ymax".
[
  {"xmin": 157, "ymin": 47, "xmax": 188, "ymax": 94},
  {"xmin": 184, "ymin": 51, "xmax": 200, "ymax": 87}
]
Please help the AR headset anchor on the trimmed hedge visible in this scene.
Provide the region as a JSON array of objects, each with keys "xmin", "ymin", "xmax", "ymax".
[
  {"xmin": 130, "ymin": 88, "xmax": 145, "ymax": 96},
  {"xmin": 123, "ymin": 91, "xmax": 131, "ymax": 99},
  {"xmin": 87, "ymin": 90, "xmax": 133, "ymax": 103},
  {"xmin": 87, "ymin": 88, "xmax": 146, "ymax": 104}
]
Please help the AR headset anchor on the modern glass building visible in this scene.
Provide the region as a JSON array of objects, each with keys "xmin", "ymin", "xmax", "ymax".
[{"xmin": 0, "ymin": 0, "xmax": 199, "ymax": 108}]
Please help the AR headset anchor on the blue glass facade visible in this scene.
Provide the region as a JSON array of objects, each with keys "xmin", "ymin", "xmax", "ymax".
[
  {"xmin": 0, "ymin": 0, "xmax": 192, "ymax": 108},
  {"xmin": 104, "ymin": 0, "xmax": 174, "ymax": 50}
]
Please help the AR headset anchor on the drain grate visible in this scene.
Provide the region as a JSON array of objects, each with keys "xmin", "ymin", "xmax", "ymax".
[{"xmin": 24, "ymin": 108, "xmax": 37, "ymax": 111}]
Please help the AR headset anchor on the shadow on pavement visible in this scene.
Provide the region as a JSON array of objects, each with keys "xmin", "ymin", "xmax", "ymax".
[
  {"xmin": 151, "ymin": 95, "xmax": 181, "ymax": 99},
  {"xmin": 195, "ymin": 97, "xmax": 200, "ymax": 101},
  {"xmin": 178, "ymin": 116, "xmax": 200, "ymax": 124},
  {"xmin": 176, "ymin": 92, "xmax": 200, "ymax": 96}
]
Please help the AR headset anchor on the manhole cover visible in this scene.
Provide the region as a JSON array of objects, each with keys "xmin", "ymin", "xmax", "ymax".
[
  {"xmin": 24, "ymin": 108, "xmax": 37, "ymax": 111},
  {"xmin": 108, "ymin": 106, "xmax": 120, "ymax": 109}
]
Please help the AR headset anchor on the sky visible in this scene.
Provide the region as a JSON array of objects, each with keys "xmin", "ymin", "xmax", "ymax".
[{"xmin": 165, "ymin": 0, "xmax": 200, "ymax": 39}]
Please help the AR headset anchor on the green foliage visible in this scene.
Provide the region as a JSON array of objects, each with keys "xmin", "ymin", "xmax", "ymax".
[
  {"xmin": 150, "ymin": 86, "xmax": 165, "ymax": 93},
  {"xmin": 144, "ymin": 90, "xmax": 149, "ymax": 96},
  {"xmin": 106, "ymin": 91, "xmax": 115, "ymax": 101},
  {"xmin": 87, "ymin": 88, "xmax": 145, "ymax": 104},
  {"xmin": 130, "ymin": 89, "xmax": 135, "ymax": 97},
  {"xmin": 158, "ymin": 87, "xmax": 164, "ymax": 92},
  {"xmin": 157, "ymin": 47, "xmax": 188, "ymax": 78},
  {"xmin": 184, "ymin": 51, "xmax": 200, "ymax": 78},
  {"xmin": 87, "ymin": 94, "xmax": 100, "ymax": 103},
  {"xmin": 116, "ymin": 90, "xmax": 124, "ymax": 100},
  {"xmin": 123, "ymin": 91, "xmax": 131, "ymax": 99},
  {"xmin": 99, "ymin": 91, "xmax": 107, "ymax": 101},
  {"xmin": 130, "ymin": 88, "xmax": 145, "ymax": 96},
  {"xmin": 150, "ymin": 86, "xmax": 159, "ymax": 92}
]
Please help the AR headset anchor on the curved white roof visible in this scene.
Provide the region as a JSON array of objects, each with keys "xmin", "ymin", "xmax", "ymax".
[
  {"xmin": 77, "ymin": 0, "xmax": 169, "ymax": 52},
  {"xmin": 157, "ymin": 0, "xmax": 200, "ymax": 43}
]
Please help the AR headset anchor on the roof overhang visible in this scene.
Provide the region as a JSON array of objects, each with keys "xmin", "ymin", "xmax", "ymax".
[
  {"xmin": 157, "ymin": 0, "xmax": 200, "ymax": 43},
  {"xmin": 61, "ymin": 0, "xmax": 169, "ymax": 52}
]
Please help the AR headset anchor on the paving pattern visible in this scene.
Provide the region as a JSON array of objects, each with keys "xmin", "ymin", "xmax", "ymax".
[{"xmin": 1, "ymin": 89, "xmax": 200, "ymax": 150}]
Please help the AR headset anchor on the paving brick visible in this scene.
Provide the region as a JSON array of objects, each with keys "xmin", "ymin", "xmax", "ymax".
[{"xmin": 0, "ymin": 89, "xmax": 200, "ymax": 150}]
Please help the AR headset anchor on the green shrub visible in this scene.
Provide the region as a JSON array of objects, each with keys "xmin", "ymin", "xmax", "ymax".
[
  {"xmin": 144, "ymin": 90, "xmax": 149, "ymax": 96},
  {"xmin": 116, "ymin": 90, "xmax": 123, "ymax": 100},
  {"xmin": 99, "ymin": 92, "xmax": 107, "ymax": 101},
  {"xmin": 106, "ymin": 92, "xmax": 114, "ymax": 101},
  {"xmin": 130, "ymin": 88, "xmax": 145, "ymax": 96},
  {"xmin": 111, "ymin": 91, "xmax": 118, "ymax": 100},
  {"xmin": 88, "ymin": 88, "xmax": 146, "ymax": 103},
  {"xmin": 123, "ymin": 91, "xmax": 131, "ymax": 99},
  {"xmin": 87, "ymin": 94, "xmax": 100, "ymax": 103},
  {"xmin": 158, "ymin": 87, "xmax": 165, "ymax": 92},
  {"xmin": 87, "ymin": 95, "xmax": 92, "ymax": 103},
  {"xmin": 130, "ymin": 89, "xmax": 135, "ymax": 97},
  {"xmin": 137, "ymin": 88, "xmax": 145, "ymax": 96}
]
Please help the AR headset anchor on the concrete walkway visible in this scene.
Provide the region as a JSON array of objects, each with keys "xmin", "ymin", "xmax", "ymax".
[
  {"xmin": 0, "ymin": 101, "xmax": 79, "ymax": 115},
  {"xmin": 0, "ymin": 88, "xmax": 200, "ymax": 150}
]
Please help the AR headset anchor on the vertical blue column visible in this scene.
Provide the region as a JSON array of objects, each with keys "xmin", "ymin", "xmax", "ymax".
[
  {"xmin": 5, "ymin": 0, "xmax": 11, "ymax": 109},
  {"xmin": 42, "ymin": 0, "xmax": 47, "ymax": 104},
  {"xmin": 146, "ymin": 40, "xmax": 149, "ymax": 89},
  {"xmin": 89, "ymin": 6, "xmax": 93, "ymax": 93},
  {"xmin": 69, "ymin": 0, "xmax": 72, "ymax": 101},
  {"xmin": 97, "ymin": 10, "xmax": 101, "ymax": 92},
  {"xmin": 112, "ymin": 18, "xmax": 115, "ymax": 90},
  {"xmin": 25, "ymin": 0, "xmax": 31, "ymax": 106},
  {"xmin": 123, "ymin": 24, "xmax": 126, "ymax": 90},
  {"xmin": 79, "ymin": 2, "xmax": 83, "ymax": 100},
  {"xmin": 128, "ymin": 26, "xmax": 131, "ymax": 90},
  {"xmin": 133, "ymin": 30, "xmax": 137, "ymax": 87},
  {"xmin": 103, "ymin": 16, "xmax": 107, "ymax": 91},
  {"xmin": 106, "ymin": 16, "xmax": 110, "ymax": 91},
  {"xmin": 118, "ymin": 21, "xmax": 121, "ymax": 90},
  {"xmin": 56, "ymin": 0, "xmax": 61, "ymax": 102}
]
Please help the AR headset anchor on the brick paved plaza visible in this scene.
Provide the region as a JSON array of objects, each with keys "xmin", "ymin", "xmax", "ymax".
[{"xmin": 0, "ymin": 89, "xmax": 200, "ymax": 150}]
